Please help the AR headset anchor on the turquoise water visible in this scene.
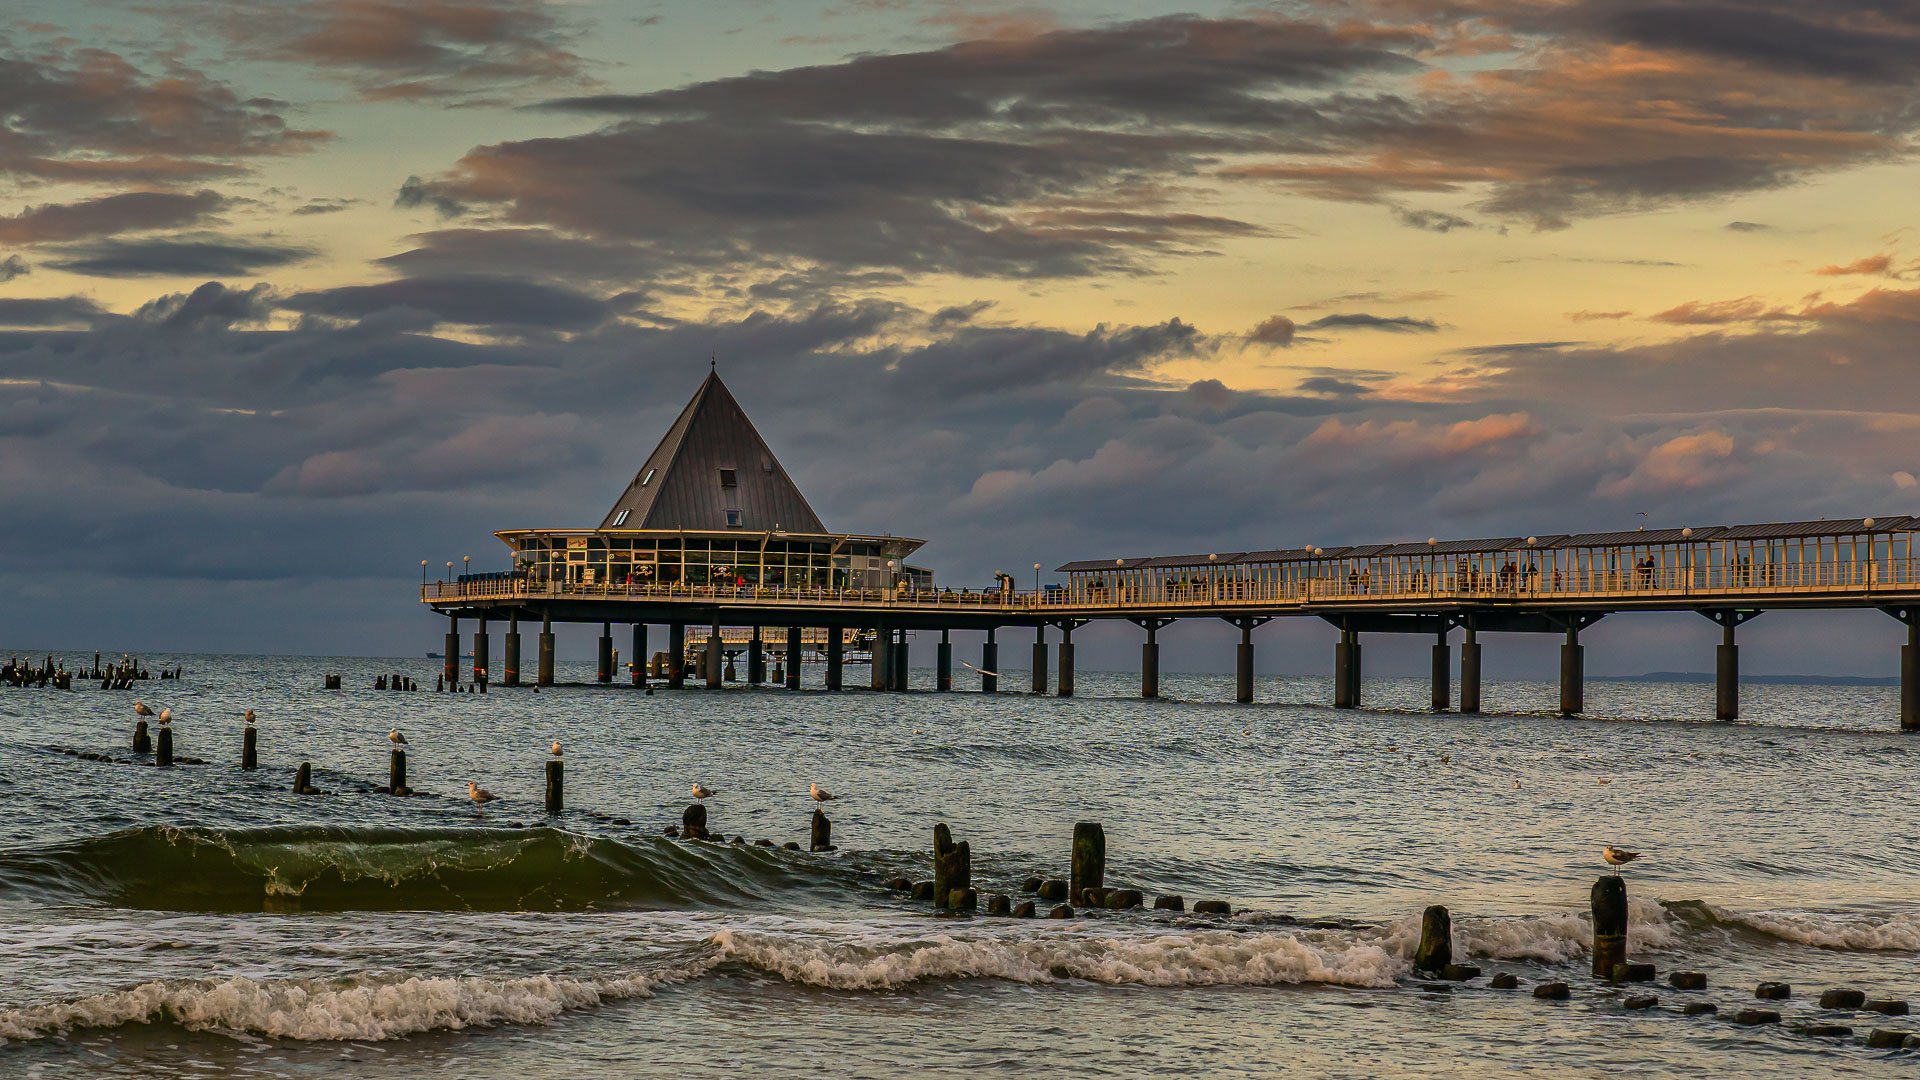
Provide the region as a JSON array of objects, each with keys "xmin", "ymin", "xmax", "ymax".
[{"xmin": 1, "ymin": 654, "xmax": 1916, "ymax": 1077}]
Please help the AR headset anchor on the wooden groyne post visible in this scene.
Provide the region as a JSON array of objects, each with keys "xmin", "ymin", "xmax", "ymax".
[{"xmin": 1592, "ymin": 875, "xmax": 1627, "ymax": 978}]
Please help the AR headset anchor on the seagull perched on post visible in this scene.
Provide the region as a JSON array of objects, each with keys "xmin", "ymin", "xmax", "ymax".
[
  {"xmin": 134, "ymin": 701, "xmax": 153, "ymax": 717},
  {"xmin": 243, "ymin": 709, "xmax": 255, "ymax": 727},
  {"xmin": 389, "ymin": 728, "xmax": 408, "ymax": 748},
  {"xmin": 157, "ymin": 708, "xmax": 171, "ymax": 727},
  {"xmin": 809, "ymin": 783, "xmax": 837, "ymax": 803},
  {"xmin": 551, "ymin": 740, "xmax": 562, "ymax": 757},
  {"xmin": 1602, "ymin": 845, "xmax": 1641, "ymax": 867},
  {"xmin": 691, "ymin": 783, "xmax": 716, "ymax": 801},
  {"xmin": 467, "ymin": 782, "xmax": 497, "ymax": 813}
]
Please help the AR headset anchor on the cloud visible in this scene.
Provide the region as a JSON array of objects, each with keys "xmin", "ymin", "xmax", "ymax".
[
  {"xmin": 0, "ymin": 46, "xmax": 328, "ymax": 183},
  {"xmin": 280, "ymin": 275, "xmax": 612, "ymax": 329},
  {"xmin": 41, "ymin": 236, "xmax": 315, "ymax": 278},
  {"xmin": 212, "ymin": 0, "xmax": 588, "ymax": 103},
  {"xmin": 1394, "ymin": 207, "xmax": 1474, "ymax": 233},
  {"xmin": 1726, "ymin": 221, "xmax": 1771, "ymax": 232},
  {"xmin": 0, "ymin": 295, "xmax": 105, "ymax": 326},
  {"xmin": 930, "ymin": 299, "xmax": 995, "ymax": 328},
  {"xmin": 1567, "ymin": 310, "xmax": 1632, "ymax": 322},
  {"xmin": 1646, "ymin": 296, "xmax": 1797, "ymax": 325},
  {"xmin": 1302, "ymin": 313, "xmax": 1440, "ymax": 333},
  {"xmin": 1298, "ymin": 375, "xmax": 1372, "ymax": 396},
  {"xmin": 1248, "ymin": 314, "xmax": 1297, "ymax": 345},
  {"xmin": 0, "ymin": 255, "xmax": 27, "ymax": 281},
  {"xmin": 132, "ymin": 281, "xmax": 278, "ymax": 331},
  {"xmin": 0, "ymin": 191, "xmax": 230, "ymax": 245},
  {"xmin": 1815, "ymin": 254, "xmax": 1898, "ymax": 278},
  {"xmin": 291, "ymin": 197, "xmax": 360, "ymax": 216}
]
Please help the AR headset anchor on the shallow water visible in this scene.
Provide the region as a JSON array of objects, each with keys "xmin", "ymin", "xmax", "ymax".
[{"xmin": 1, "ymin": 653, "xmax": 1917, "ymax": 1076}]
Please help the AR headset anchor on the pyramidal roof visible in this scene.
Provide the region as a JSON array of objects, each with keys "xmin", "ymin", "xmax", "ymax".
[{"xmin": 599, "ymin": 370, "xmax": 828, "ymax": 533}]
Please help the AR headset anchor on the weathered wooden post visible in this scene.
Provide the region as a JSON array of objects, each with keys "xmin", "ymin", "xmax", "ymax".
[
  {"xmin": 155, "ymin": 724, "xmax": 173, "ymax": 767},
  {"xmin": 1070, "ymin": 822, "xmax": 1105, "ymax": 900},
  {"xmin": 1592, "ymin": 875, "xmax": 1627, "ymax": 979},
  {"xmin": 545, "ymin": 758, "xmax": 563, "ymax": 813},
  {"xmin": 1415, "ymin": 905, "xmax": 1451, "ymax": 973},
  {"xmin": 389, "ymin": 747, "xmax": 407, "ymax": 795},
  {"xmin": 682, "ymin": 802, "xmax": 709, "ymax": 840},
  {"xmin": 933, "ymin": 823, "xmax": 955, "ymax": 904},
  {"xmin": 293, "ymin": 761, "xmax": 312, "ymax": 795},
  {"xmin": 241, "ymin": 725, "xmax": 257, "ymax": 770},
  {"xmin": 810, "ymin": 808, "xmax": 832, "ymax": 851},
  {"xmin": 133, "ymin": 719, "xmax": 151, "ymax": 754}
]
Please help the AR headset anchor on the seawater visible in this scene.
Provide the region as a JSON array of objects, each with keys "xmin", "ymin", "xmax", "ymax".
[{"xmin": 1, "ymin": 654, "xmax": 1917, "ymax": 1078}]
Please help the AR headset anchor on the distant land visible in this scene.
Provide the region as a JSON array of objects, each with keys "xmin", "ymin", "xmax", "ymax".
[{"xmin": 1603, "ymin": 672, "xmax": 1898, "ymax": 686}]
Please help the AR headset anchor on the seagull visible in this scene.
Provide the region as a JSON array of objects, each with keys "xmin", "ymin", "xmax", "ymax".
[
  {"xmin": 467, "ymin": 782, "xmax": 497, "ymax": 812},
  {"xmin": 389, "ymin": 728, "xmax": 408, "ymax": 747},
  {"xmin": 691, "ymin": 782, "xmax": 717, "ymax": 801},
  {"xmin": 1597, "ymin": 778, "xmax": 1611, "ymax": 785},
  {"xmin": 809, "ymin": 783, "xmax": 837, "ymax": 803},
  {"xmin": 157, "ymin": 708, "xmax": 171, "ymax": 727},
  {"xmin": 134, "ymin": 701, "xmax": 154, "ymax": 717},
  {"xmin": 551, "ymin": 740, "xmax": 563, "ymax": 757},
  {"xmin": 1440, "ymin": 754, "xmax": 1450, "ymax": 765},
  {"xmin": 243, "ymin": 708, "xmax": 255, "ymax": 726},
  {"xmin": 1602, "ymin": 845, "xmax": 1641, "ymax": 866}
]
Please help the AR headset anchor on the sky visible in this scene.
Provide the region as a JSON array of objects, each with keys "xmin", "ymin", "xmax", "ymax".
[{"xmin": 4, "ymin": 0, "xmax": 1920, "ymax": 678}]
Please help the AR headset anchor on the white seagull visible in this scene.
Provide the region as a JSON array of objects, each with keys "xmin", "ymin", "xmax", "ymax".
[
  {"xmin": 134, "ymin": 701, "xmax": 154, "ymax": 717},
  {"xmin": 551, "ymin": 740, "xmax": 563, "ymax": 757},
  {"xmin": 809, "ymin": 783, "xmax": 837, "ymax": 803},
  {"xmin": 243, "ymin": 708, "xmax": 255, "ymax": 726},
  {"xmin": 1602, "ymin": 845, "xmax": 1641, "ymax": 867},
  {"xmin": 691, "ymin": 783, "xmax": 716, "ymax": 801},
  {"xmin": 157, "ymin": 708, "xmax": 171, "ymax": 727},
  {"xmin": 467, "ymin": 782, "xmax": 497, "ymax": 812},
  {"xmin": 389, "ymin": 728, "xmax": 408, "ymax": 747}
]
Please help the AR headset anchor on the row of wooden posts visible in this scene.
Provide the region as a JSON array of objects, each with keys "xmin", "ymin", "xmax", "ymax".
[
  {"xmin": 5, "ymin": 653, "xmax": 182, "ymax": 690},
  {"xmin": 1411, "ymin": 875, "xmax": 1914, "ymax": 1041}
]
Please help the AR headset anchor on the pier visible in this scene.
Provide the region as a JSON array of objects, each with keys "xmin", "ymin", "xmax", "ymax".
[{"xmin": 420, "ymin": 372, "xmax": 1920, "ymax": 728}]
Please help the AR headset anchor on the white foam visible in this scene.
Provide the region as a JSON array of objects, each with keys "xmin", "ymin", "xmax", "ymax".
[
  {"xmin": 1706, "ymin": 906, "xmax": 1920, "ymax": 952},
  {"xmin": 0, "ymin": 969, "xmax": 679, "ymax": 1044},
  {"xmin": 1372, "ymin": 898, "xmax": 1680, "ymax": 964},
  {"xmin": 709, "ymin": 926, "xmax": 1403, "ymax": 990}
]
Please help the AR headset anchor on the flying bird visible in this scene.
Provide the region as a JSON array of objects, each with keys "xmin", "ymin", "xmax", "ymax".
[
  {"xmin": 389, "ymin": 728, "xmax": 408, "ymax": 747},
  {"xmin": 134, "ymin": 701, "xmax": 153, "ymax": 717},
  {"xmin": 809, "ymin": 783, "xmax": 837, "ymax": 803},
  {"xmin": 1602, "ymin": 845, "xmax": 1641, "ymax": 866},
  {"xmin": 467, "ymin": 782, "xmax": 497, "ymax": 812},
  {"xmin": 157, "ymin": 708, "xmax": 171, "ymax": 726},
  {"xmin": 551, "ymin": 740, "xmax": 562, "ymax": 757},
  {"xmin": 692, "ymin": 783, "xmax": 716, "ymax": 800}
]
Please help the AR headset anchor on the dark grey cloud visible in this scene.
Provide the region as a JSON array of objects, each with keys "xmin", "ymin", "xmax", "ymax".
[
  {"xmin": 281, "ymin": 276, "xmax": 612, "ymax": 330},
  {"xmin": 0, "ymin": 295, "xmax": 104, "ymax": 326},
  {"xmin": 132, "ymin": 281, "xmax": 277, "ymax": 331},
  {"xmin": 290, "ymin": 197, "xmax": 359, "ymax": 216},
  {"xmin": 0, "ymin": 46, "xmax": 327, "ymax": 183},
  {"xmin": 930, "ymin": 300, "xmax": 995, "ymax": 328},
  {"xmin": 41, "ymin": 236, "xmax": 315, "ymax": 278},
  {"xmin": 1726, "ymin": 220, "xmax": 1771, "ymax": 232},
  {"xmin": 1602, "ymin": 4, "xmax": 1920, "ymax": 83},
  {"xmin": 1248, "ymin": 315, "xmax": 1297, "ymax": 345},
  {"xmin": 1298, "ymin": 375, "xmax": 1373, "ymax": 396},
  {"xmin": 1394, "ymin": 207, "xmax": 1474, "ymax": 233},
  {"xmin": 0, "ymin": 190, "xmax": 230, "ymax": 245},
  {"xmin": 1302, "ymin": 313, "xmax": 1440, "ymax": 333},
  {"xmin": 0, "ymin": 255, "xmax": 27, "ymax": 281}
]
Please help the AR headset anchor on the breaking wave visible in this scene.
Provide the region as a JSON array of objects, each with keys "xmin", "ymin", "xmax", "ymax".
[
  {"xmin": 1676, "ymin": 901, "xmax": 1920, "ymax": 951},
  {"xmin": 0, "ymin": 825, "xmax": 851, "ymax": 912}
]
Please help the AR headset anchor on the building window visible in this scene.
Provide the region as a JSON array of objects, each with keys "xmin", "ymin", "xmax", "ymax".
[
  {"xmin": 640, "ymin": 468, "xmax": 655, "ymax": 486},
  {"xmin": 725, "ymin": 509, "xmax": 742, "ymax": 528},
  {"xmin": 612, "ymin": 509, "xmax": 630, "ymax": 527},
  {"xmin": 719, "ymin": 468, "xmax": 737, "ymax": 488}
]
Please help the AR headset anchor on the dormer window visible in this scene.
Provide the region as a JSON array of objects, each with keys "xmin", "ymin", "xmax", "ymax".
[
  {"xmin": 725, "ymin": 509, "xmax": 742, "ymax": 528},
  {"xmin": 719, "ymin": 468, "xmax": 737, "ymax": 488},
  {"xmin": 639, "ymin": 468, "xmax": 655, "ymax": 486},
  {"xmin": 611, "ymin": 509, "xmax": 631, "ymax": 527}
]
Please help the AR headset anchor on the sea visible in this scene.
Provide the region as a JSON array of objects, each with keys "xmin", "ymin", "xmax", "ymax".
[{"xmin": 1, "ymin": 653, "xmax": 1917, "ymax": 1078}]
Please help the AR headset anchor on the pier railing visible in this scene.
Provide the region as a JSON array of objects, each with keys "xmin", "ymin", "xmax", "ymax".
[{"xmin": 422, "ymin": 557, "xmax": 1920, "ymax": 614}]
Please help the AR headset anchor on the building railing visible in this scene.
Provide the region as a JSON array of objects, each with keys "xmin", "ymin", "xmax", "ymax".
[{"xmin": 423, "ymin": 558, "xmax": 1920, "ymax": 612}]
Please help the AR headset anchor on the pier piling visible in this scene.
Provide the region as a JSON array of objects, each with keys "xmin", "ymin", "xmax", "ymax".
[
  {"xmin": 1059, "ymin": 624, "xmax": 1075, "ymax": 697},
  {"xmin": 599, "ymin": 622, "xmax": 614, "ymax": 684},
  {"xmin": 1592, "ymin": 874, "xmax": 1627, "ymax": 979},
  {"xmin": 242, "ymin": 725, "xmax": 257, "ymax": 770},
  {"xmin": 1333, "ymin": 628, "xmax": 1357, "ymax": 708},
  {"xmin": 444, "ymin": 618, "xmax": 459, "ymax": 686},
  {"xmin": 871, "ymin": 623, "xmax": 889, "ymax": 690},
  {"xmin": 1560, "ymin": 624, "xmax": 1584, "ymax": 715},
  {"xmin": 1070, "ymin": 822, "xmax": 1105, "ymax": 899},
  {"xmin": 1233, "ymin": 618, "xmax": 1255, "ymax": 703},
  {"xmin": 1432, "ymin": 627, "xmax": 1450, "ymax": 712},
  {"xmin": 388, "ymin": 747, "xmax": 407, "ymax": 795},
  {"xmin": 891, "ymin": 629, "xmax": 908, "ymax": 691},
  {"xmin": 474, "ymin": 617, "xmax": 489, "ymax": 689},
  {"xmin": 504, "ymin": 615, "xmax": 521, "ymax": 686},
  {"xmin": 1139, "ymin": 619, "xmax": 1163, "ymax": 699},
  {"xmin": 1415, "ymin": 905, "xmax": 1452, "ymax": 973},
  {"xmin": 826, "ymin": 629, "xmax": 843, "ymax": 690},
  {"xmin": 1031, "ymin": 624, "xmax": 1048, "ymax": 695},
  {"xmin": 538, "ymin": 611, "xmax": 555, "ymax": 687},
  {"xmin": 981, "ymin": 629, "xmax": 997, "ymax": 693},
  {"xmin": 1901, "ymin": 611, "xmax": 1919, "ymax": 731},
  {"xmin": 1460, "ymin": 625, "xmax": 1481, "ymax": 714},
  {"xmin": 545, "ymin": 759, "xmax": 563, "ymax": 814},
  {"xmin": 631, "ymin": 623, "xmax": 647, "ymax": 687},
  {"xmin": 669, "ymin": 622, "xmax": 686, "ymax": 688},
  {"xmin": 937, "ymin": 629, "xmax": 952, "ymax": 692},
  {"xmin": 748, "ymin": 628, "xmax": 764, "ymax": 685},
  {"xmin": 786, "ymin": 627, "xmax": 802, "ymax": 690}
]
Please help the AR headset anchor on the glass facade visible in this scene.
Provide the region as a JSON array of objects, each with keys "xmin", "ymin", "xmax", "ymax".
[{"xmin": 502, "ymin": 530, "xmax": 931, "ymax": 591}]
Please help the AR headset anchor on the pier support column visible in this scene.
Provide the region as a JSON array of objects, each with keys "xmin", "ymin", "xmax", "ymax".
[
  {"xmin": 668, "ymin": 623, "xmax": 685, "ymax": 688},
  {"xmin": 749, "ymin": 628, "xmax": 764, "ymax": 685},
  {"xmin": 1333, "ymin": 629, "xmax": 1355, "ymax": 709},
  {"xmin": 631, "ymin": 623, "xmax": 647, "ymax": 687},
  {"xmin": 473, "ymin": 617, "xmax": 489, "ymax": 688},
  {"xmin": 444, "ymin": 617, "xmax": 459, "ymax": 685},
  {"xmin": 892, "ymin": 629, "xmax": 909, "ymax": 691},
  {"xmin": 598, "ymin": 622, "xmax": 613, "ymax": 684},
  {"xmin": 1231, "ymin": 619, "xmax": 1260, "ymax": 704},
  {"xmin": 871, "ymin": 624, "xmax": 889, "ymax": 690},
  {"xmin": 1460, "ymin": 625, "xmax": 1480, "ymax": 714},
  {"xmin": 1135, "ymin": 619, "xmax": 1168, "ymax": 699},
  {"xmin": 1904, "ymin": 614, "xmax": 1919, "ymax": 733},
  {"xmin": 937, "ymin": 629, "xmax": 952, "ymax": 692},
  {"xmin": 1431, "ymin": 626, "xmax": 1450, "ymax": 712},
  {"xmin": 706, "ymin": 617, "xmax": 723, "ymax": 689},
  {"xmin": 1703, "ymin": 609, "xmax": 1760, "ymax": 721},
  {"xmin": 537, "ymin": 611, "xmax": 554, "ymax": 686},
  {"xmin": 1031, "ymin": 624, "xmax": 1049, "ymax": 695},
  {"xmin": 1059, "ymin": 625, "xmax": 1075, "ymax": 698},
  {"xmin": 826, "ymin": 629, "xmax": 844, "ymax": 690},
  {"xmin": 1560, "ymin": 625, "xmax": 1583, "ymax": 716},
  {"xmin": 982, "ymin": 629, "xmax": 998, "ymax": 693},
  {"xmin": 504, "ymin": 615, "xmax": 521, "ymax": 687},
  {"xmin": 786, "ymin": 627, "xmax": 802, "ymax": 690}
]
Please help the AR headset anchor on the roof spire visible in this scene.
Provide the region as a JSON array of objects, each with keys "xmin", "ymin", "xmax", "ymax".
[{"xmin": 710, "ymin": 351, "xmax": 716, "ymax": 372}]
